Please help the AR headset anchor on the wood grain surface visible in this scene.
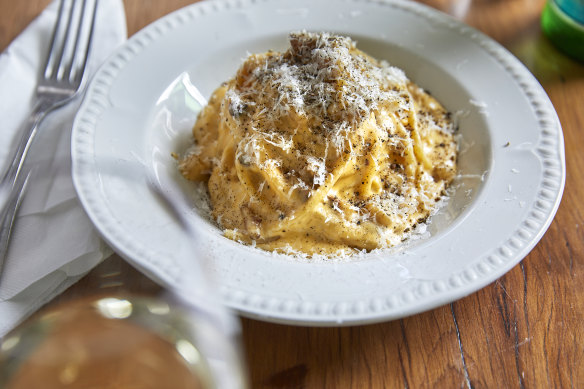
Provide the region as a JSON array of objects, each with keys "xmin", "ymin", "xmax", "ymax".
[{"xmin": 1, "ymin": 0, "xmax": 582, "ymax": 387}]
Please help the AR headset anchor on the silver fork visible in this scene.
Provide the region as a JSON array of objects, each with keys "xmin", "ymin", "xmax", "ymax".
[{"xmin": 0, "ymin": 0, "xmax": 98, "ymax": 273}]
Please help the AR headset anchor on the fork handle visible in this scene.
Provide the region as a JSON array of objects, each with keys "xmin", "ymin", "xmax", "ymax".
[
  {"xmin": 0, "ymin": 100, "xmax": 52, "ymax": 195},
  {"xmin": 0, "ymin": 101, "xmax": 53, "ymax": 269},
  {"xmin": 0, "ymin": 172, "xmax": 30, "ymax": 274}
]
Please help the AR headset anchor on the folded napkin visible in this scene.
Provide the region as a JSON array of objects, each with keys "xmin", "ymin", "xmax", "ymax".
[{"xmin": 0, "ymin": 0, "xmax": 127, "ymax": 337}]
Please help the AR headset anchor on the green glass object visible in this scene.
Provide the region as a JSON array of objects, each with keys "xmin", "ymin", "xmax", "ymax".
[{"xmin": 541, "ymin": 0, "xmax": 584, "ymax": 62}]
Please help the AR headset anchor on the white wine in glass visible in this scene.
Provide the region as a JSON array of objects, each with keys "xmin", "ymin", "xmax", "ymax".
[{"xmin": 0, "ymin": 293, "xmax": 246, "ymax": 389}]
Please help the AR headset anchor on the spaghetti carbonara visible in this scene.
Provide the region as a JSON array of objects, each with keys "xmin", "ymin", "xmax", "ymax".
[{"xmin": 179, "ymin": 32, "xmax": 457, "ymax": 257}]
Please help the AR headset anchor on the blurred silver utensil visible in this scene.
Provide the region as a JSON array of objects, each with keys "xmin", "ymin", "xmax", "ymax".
[
  {"xmin": 0, "ymin": 0, "xmax": 98, "ymax": 275},
  {"xmin": 147, "ymin": 178, "xmax": 249, "ymax": 389}
]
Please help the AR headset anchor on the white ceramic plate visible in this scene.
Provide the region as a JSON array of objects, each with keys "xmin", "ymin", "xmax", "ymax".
[{"xmin": 72, "ymin": 0, "xmax": 565, "ymax": 326}]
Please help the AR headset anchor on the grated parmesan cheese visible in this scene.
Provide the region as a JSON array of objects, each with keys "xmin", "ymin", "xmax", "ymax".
[{"xmin": 178, "ymin": 32, "xmax": 458, "ymax": 258}]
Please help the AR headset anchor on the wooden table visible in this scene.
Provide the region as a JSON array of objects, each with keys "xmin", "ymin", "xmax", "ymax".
[{"xmin": 2, "ymin": 0, "xmax": 582, "ymax": 387}]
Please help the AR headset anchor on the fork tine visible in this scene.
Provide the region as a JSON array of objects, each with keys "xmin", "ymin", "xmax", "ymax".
[
  {"xmin": 44, "ymin": 0, "xmax": 77, "ymax": 81},
  {"xmin": 42, "ymin": 0, "xmax": 68, "ymax": 79},
  {"xmin": 64, "ymin": 0, "xmax": 98, "ymax": 84},
  {"xmin": 56, "ymin": 0, "xmax": 81, "ymax": 81},
  {"xmin": 43, "ymin": 0, "xmax": 98, "ymax": 85},
  {"xmin": 72, "ymin": 0, "xmax": 98, "ymax": 85}
]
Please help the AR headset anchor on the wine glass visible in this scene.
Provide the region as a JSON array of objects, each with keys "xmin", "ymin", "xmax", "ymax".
[{"xmin": 0, "ymin": 187, "xmax": 248, "ymax": 389}]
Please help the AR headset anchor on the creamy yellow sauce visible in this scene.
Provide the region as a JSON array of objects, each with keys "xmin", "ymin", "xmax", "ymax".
[{"xmin": 179, "ymin": 32, "xmax": 457, "ymax": 257}]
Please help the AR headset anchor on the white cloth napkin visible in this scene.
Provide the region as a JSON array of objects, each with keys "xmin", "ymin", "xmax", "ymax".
[{"xmin": 0, "ymin": 0, "xmax": 127, "ymax": 337}]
